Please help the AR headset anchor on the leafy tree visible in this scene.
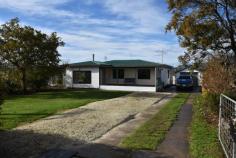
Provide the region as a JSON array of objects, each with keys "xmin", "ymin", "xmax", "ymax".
[
  {"xmin": 0, "ymin": 73, "xmax": 4, "ymax": 112},
  {"xmin": 166, "ymin": 0, "xmax": 236, "ymax": 64},
  {"xmin": 0, "ymin": 18, "xmax": 64, "ymax": 93},
  {"xmin": 202, "ymin": 57, "xmax": 233, "ymax": 93},
  {"xmin": 28, "ymin": 66, "xmax": 63, "ymax": 91}
]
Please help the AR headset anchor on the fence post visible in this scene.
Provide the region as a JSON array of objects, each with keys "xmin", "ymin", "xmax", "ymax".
[
  {"xmin": 234, "ymin": 99, "xmax": 236, "ymax": 158},
  {"xmin": 219, "ymin": 94, "xmax": 236, "ymax": 158},
  {"xmin": 219, "ymin": 94, "xmax": 222, "ymax": 140}
]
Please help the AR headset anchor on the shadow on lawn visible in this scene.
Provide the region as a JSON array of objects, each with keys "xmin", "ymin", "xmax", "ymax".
[
  {"xmin": 0, "ymin": 129, "xmax": 173, "ymax": 158},
  {"xmin": 0, "ymin": 108, "xmax": 93, "ymax": 117},
  {"xmin": 0, "ymin": 129, "xmax": 132, "ymax": 158},
  {"xmin": 6, "ymin": 89, "xmax": 129, "ymax": 101},
  {"xmin": 0, "ymin": 129, "xmax": 85, "ymax": 158}
]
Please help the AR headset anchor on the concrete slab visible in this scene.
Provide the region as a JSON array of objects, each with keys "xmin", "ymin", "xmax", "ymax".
[
  {"xmin": 156, "ymin": 95, "xmax": 194, "ymax": 158},
  {"xmin": 94, "ymin": 93, "xmax": 175, "ymax": 146}
]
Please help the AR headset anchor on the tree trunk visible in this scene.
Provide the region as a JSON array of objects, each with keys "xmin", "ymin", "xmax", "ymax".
[
  {"xmin": 22, "ymin": 69, "xmax": 27, "ymax": 94},
  {"xmin": 234, "ymin": 50, "xmax": 236, "ymax": 64},
  {"xmin": 229, "ymin": 31, "xmax": 236, "ymax": 63}
]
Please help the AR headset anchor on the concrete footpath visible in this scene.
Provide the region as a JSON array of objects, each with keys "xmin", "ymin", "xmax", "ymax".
[{"xmin": 156, "ymin": 94, "xmax": 194, "ymax": 158}]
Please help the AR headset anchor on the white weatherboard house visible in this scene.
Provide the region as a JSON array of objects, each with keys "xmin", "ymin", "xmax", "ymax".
[{"xmin": 63, "ymin": 60, "xmax": 173, "ymax": 92}]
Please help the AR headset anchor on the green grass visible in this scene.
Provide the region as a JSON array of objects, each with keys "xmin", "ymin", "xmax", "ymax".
[
  {"xmin": 189, "ymin": 96, "xmax": 224, "ymax": 158},
  {"xmin": 0, "ymin": 89, "xmax": 129, "ymax": 130},
  {"xmin": 120, "ymin": 93, "xmax": 189, "ymax": 150}
]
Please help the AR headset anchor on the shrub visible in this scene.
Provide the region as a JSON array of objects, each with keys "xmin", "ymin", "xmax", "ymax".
[
  {"xmin": 0, "ymin": 80, "xmax": 4, "ymax": 113},
  {"xmin": 202, "ymin": 92, "xmax": 220, "ymax": 114},
  {"xmin": 0, "ymin": 67, "xmax": 22, "ymax": 94},
  {"xmin": 225, "ymin": 91, "xmax": 236, "ymax": 100},
  {"xmin": 201, "ymin": 91, "xmax": 236, "ymax": 114},
  {"xmin": 202, "ymin": 57, "xmax": 233, "ymax": 94},
  {"xmin": 0, "ymin": 92, "xmax": 3, "ymax": 110},
  {"xmin": 29, "ymin": 78, "xmax": 49, "ymax": 91},
  {"xmin": 3, "ymin": 80, "xmax": 22, "ymax": 94},
  {"xmin": 202, "ymin": 57, "xmax": 235, "ymax": 113},
  {"xmin": 27, "ymin": 66, "xmax": 63, "ymax": 91}
]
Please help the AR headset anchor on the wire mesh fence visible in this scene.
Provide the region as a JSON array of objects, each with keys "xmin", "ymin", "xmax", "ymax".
[{"xmin": 219, "ymin": 94, "xmax": 236, "ymax": 158}]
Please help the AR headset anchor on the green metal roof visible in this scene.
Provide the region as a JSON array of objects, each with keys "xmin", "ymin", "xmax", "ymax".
[
  {"xmin": 69, "ymin": 61, "xmax": 110, "ymax": 67},
  {"xmin": 69, "ymin": 60, "xmax": 173, "ymax": 68},
  {"xmin": 104, "ymin": 60, "xmax": 159, "ymax": 67}
]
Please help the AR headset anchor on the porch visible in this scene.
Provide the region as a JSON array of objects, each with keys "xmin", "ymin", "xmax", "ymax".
[{"xmin": 99, "ymin": 67, "xmax": 160, "ymax": 91}]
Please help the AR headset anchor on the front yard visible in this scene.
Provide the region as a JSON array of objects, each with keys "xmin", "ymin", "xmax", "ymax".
[
  {"xmin": 1, "ymin": 89, "xmax": 222, "ymax": 158},
  {"xmin": 0, "ymin": 89, "xmax": 129, "ymax": 130},
  {"xmin": 0, "ymin": 91, "xmax": 167, "ymax": 158}
]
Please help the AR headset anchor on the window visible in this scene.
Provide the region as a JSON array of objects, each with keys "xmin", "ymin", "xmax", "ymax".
[
  {"xmin": 180, "ymin": 72, "xmax": 190, "ymax": 76},
  {"xmin": 112, "ymin": 69, "xmax": 117, "ymax": 79},
  {"xmin": 118, "ymin": 69, "xmax": 124, "ymax": 79},
  {"xmin": 168, "ymin": 70, "xmax": 170, "ymax": 78},
  {"xmin": 178, "ymin": 75, "xmax": 191, "ymax": 79},
  {"xmin": 112, "ymin": 69, "xmax": 124, "ymax": 79},
  {"xmin": 73, "ymin": 71, "xmax": 91, "ymax": 84},
  {"xmin": 138, "ymin": 69, "xmax": 150, "ymax": 79}
]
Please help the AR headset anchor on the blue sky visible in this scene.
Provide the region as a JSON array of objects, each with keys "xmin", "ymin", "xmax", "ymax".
[{"xmin": 0, "ymin": 0, "xmax": 185, "ymax": 66}]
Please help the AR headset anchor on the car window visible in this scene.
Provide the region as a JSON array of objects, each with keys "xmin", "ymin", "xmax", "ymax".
[{"xmin": 179, "ymin": 76, "xmax": 191, "ymax": 79}]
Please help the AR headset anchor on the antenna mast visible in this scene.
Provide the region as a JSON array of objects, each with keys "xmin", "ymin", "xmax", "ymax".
[{"xmin": 155, "ymin": 50, "xmax": 167, "ymax": 64}]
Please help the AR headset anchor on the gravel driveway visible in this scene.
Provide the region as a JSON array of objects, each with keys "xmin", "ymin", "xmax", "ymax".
[
  {"xmin": 0, "ymin": 92, "xmax": 167, "ymax": 158},
  {"xmin": 17, "ymin": 92, "xmax": 166, "ymax": 141}
]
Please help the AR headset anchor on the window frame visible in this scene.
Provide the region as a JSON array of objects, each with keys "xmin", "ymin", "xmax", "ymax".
[
  {"xmin": 138, "ymin": 69, "xmax": 151, "ymax": 80},
  {"xmin": 112, "ymin": 69, "xmax": 117, "ymax": 79},
  {"xmin": 73, "ymin": 71, "xmax": 92, "ymax": 84},
  {"xmin": 112, "ymin": 69, "xmax": 124, "ymax": 79}
]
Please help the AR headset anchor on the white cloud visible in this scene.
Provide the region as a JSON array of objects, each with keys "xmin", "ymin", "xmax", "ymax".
[
  {"xmin": 0, "ymin": 0, "xmax": 75, "ymax": 17},
  {"xmin": 0, "ymin": 0, "xmax": 184, "ymax": 66},
  {"xmin": 86, "ymin": 0, "xmax": 170, "ymax": 33},
  {"xmin": 0, "ymin": 0, "xmax": 133, "ymax": 27},
  {"xmin": 56, "ymin": 30, "xmax": 184, "ymax": 65}
]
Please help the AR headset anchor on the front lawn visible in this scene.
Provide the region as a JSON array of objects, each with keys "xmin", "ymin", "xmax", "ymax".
[
  {"xmin": 189, "ymin": 96, "xmax": 224, "ymax": 158},
  {"xmin": 0, "ymin": 89, "xmax": 129, "ymax": 130},
  {"xmin": 120, "ymin": 93, "xmax": 189, "ymax": 150}
]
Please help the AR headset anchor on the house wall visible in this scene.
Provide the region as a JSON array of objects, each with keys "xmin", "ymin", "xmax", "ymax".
[
  {"xmin": 160, "ymin": 68, "xmax": 172, "ymax": 86},
  {"xmin": 101, "ymin": 68, "xmax": 156, "ymax": 86},
  {"xmin": 63, "ymin": 67, "xmax": 100, "ymax": 88},
  {"xmin": 63, "ymin": 66, "xmax": 172, "ymax": 92}
]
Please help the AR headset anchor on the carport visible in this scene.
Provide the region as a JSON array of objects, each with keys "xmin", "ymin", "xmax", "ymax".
[{"xmin": 174, "ymin": 68, "xmax": 202, "ymax": 87}]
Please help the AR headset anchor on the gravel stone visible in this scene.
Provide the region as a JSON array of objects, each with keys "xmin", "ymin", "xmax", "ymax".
[{"xmin": 16, "ymin": 92, "xmax": 166, "ymax": 143}]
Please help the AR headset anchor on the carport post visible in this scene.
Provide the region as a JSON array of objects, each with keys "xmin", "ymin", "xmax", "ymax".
[{"xmin": 155, "ymin": 67, "xmax": 157, "ymax": 92}]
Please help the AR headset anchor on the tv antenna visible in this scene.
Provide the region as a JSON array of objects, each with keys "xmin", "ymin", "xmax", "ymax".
[
  {"xmin": 155, "ymin": 50, "xmax": 167, "ymax": 64},
  {"xmin": 104, "ymin": 56, "xmax": 108, "ymax": 61}
]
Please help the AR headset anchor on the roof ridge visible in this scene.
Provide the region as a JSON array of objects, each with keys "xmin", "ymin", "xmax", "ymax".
[{"xmin": 69, "ymin": 59, "xmax": 172, "ymax": 68}]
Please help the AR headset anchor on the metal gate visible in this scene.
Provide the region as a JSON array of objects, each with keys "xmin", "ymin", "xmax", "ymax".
[{"xmin": 219, "ymin": 94, "xmax": 236, "ymax": 158}]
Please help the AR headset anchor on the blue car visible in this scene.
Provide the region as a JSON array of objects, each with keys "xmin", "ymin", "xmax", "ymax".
[{"xmin": 176, "ymin": 75, "xmax": 193, "ymax": 90}]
